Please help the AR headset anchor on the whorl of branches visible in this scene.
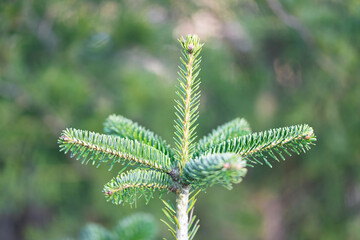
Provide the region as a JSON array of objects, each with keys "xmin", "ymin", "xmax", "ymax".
[{"xmin": 58, "ymin": 35, "xmax": 316, "ymax": 240}]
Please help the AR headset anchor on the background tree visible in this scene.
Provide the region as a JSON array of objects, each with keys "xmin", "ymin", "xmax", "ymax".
[{"xmin": 0, "ymin": 1, "xmax": 359, "ymax": 239}]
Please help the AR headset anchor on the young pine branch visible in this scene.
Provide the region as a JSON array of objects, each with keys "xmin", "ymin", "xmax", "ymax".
[{"xmin": 58, "ymin": 34, "xmax": 316, "ymax": 240}]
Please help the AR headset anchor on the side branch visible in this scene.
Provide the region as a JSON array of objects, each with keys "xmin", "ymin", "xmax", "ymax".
[
  {"xmin": 104, "ymin": 169, "xmax": 174, "ymax": 205},
  {"xmin": 59, "ymin": 128, "xmax": 172, "ymax": 173},
  {"xmin": 197, "ymin": 118, "xmax": 251, "ymax": 155},
  {"xmin": 203, "ymin": 124, "xmax": 316, "ymax": 167},
  {"xmin": 104, "ymin": 114, "xmax": 173, "ymax": 157},
  {"xmin": 183, "ymin": 153, "xmax": 247, "ymax": 190}
]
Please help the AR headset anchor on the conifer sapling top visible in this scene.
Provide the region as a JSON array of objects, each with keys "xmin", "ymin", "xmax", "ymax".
[{"xmin": 58, "ymin": 34, "xmax": 316, "ymax": 240}]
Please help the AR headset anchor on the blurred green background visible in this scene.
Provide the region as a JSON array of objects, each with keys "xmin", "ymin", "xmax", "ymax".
[{"xmin": 1, "ymin": 0, "xmax": 359, "ymax": 239}]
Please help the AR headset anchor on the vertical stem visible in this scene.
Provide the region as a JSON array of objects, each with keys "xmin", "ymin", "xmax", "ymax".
[
  {"xmin": 181, "ymin": 53, "xmax": 194, "ymax": 166},
  {"xmin": 172, "ymin": 35, "xmax": 202, "ymax": 240},
  {"xmin": 176, "ymin": 42, "xmax": 194, "ymax": 240},
  {"xmin": 176, "ymin": 186, "xmax": 190, "ymax": 240}
]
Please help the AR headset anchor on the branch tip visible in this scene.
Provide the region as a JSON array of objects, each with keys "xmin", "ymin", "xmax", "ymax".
[
  {"xmin": 188, "ymin": 44, "xmax": 194, "ymax": 53},
  {"xmin": 61, "ymin": 135, "xmax": 69, "ymax": 141},
  {"xmin": 223, "ymin": 163, "xmax": 231, "ymax": 169},
  {"xmin": 304, "ymin": 135, "xmax": 311, "ymax": 140}
]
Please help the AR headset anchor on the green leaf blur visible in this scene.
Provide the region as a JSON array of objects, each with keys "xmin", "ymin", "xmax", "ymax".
[{"xmin": 0, "ymin": 0, "xmax": 358, "ymax": 240}]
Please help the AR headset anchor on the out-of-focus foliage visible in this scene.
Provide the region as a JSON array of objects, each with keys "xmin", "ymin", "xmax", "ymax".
[
  {"xmin": 78, "ymin": 213, "xmax": 157, "ymax": 240},
  {"xmin": 0, "ymin": 0, "xmax": 359, "ymax": 240}
]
